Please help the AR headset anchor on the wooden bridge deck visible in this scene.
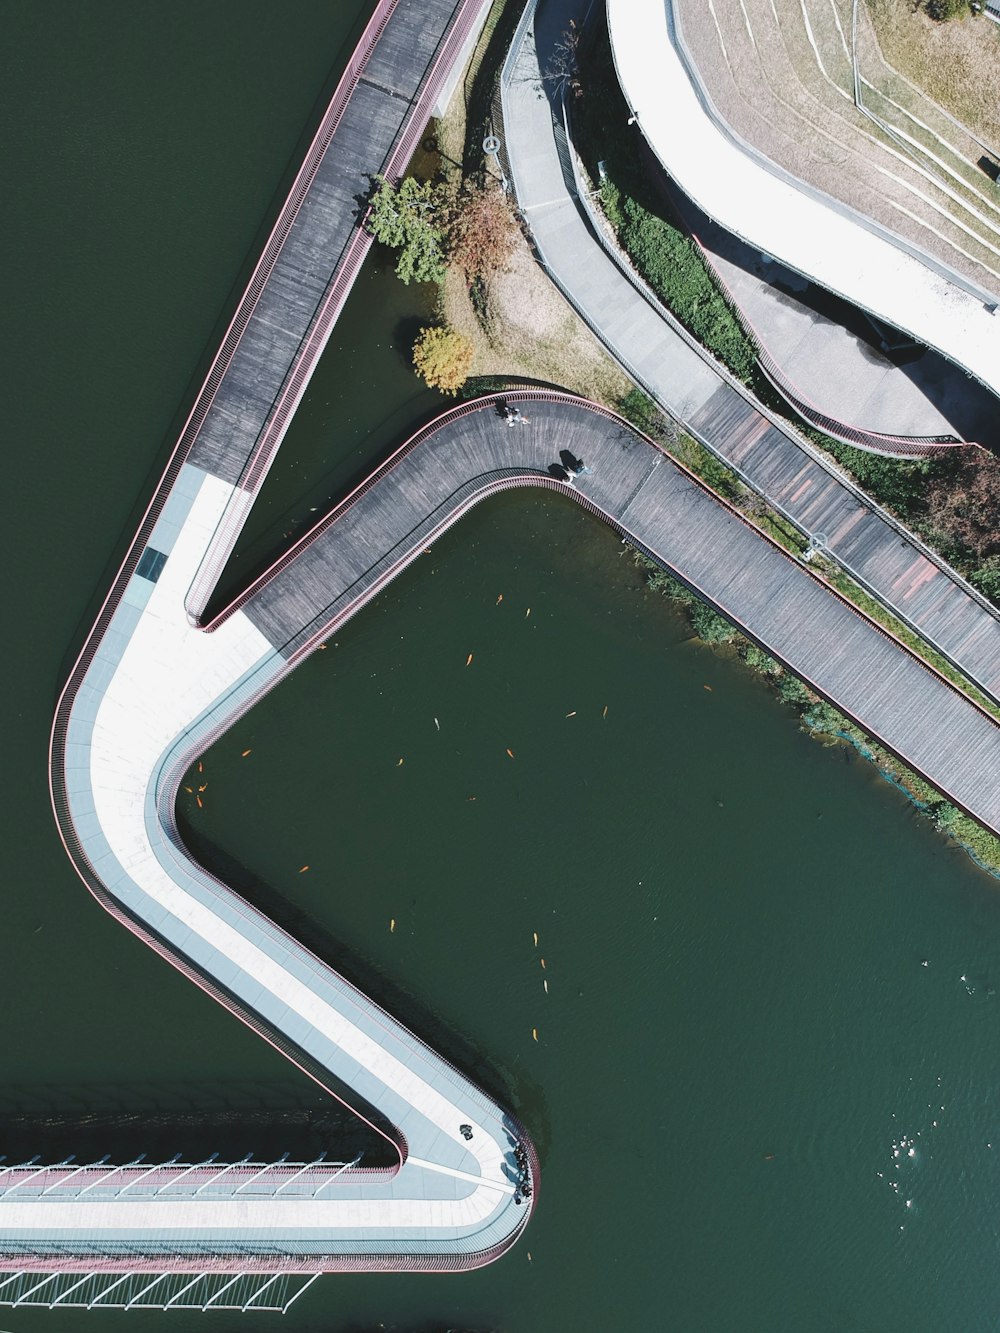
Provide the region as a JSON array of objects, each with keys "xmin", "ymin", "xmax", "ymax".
[
  {"xmin": 186, "ymin": 0, "xmax": 463, "ymax": 488},
  {"xmin": 501, "ymin": 0, "xmax": 1000, "ymax": 709},
  {"xmin": 687, "ymin": 386, "xmax": 1000, "ymax": 695},
  {"xmin": 242, "ymin": 395, "xmax": 1000, "ymax": 835}
]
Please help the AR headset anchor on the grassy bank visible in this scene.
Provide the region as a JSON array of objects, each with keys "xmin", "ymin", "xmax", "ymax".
[
  {"xmin": 865, "ymin": 0, "xmax": 1000, "ymax": 147},
  {"xmin": 616, "ymin": 389, "xmax": 1000, "ymax": 728},
  {"xmin": 572, "ymin": 16, "xmax": 1000, "ymax": 608},
  {"xmin": 430, "ymin": 0, "xmax": 632, "ymax": 406},
  {"xmin": 633, "ymin": 552, "xmax": 1000, "ymax": 876}
]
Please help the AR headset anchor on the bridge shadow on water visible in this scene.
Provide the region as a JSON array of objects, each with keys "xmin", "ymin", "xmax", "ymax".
[
  {"xmin": 177, "ymin": 817, "xmax": 552, "ymax": 1169},
  {"xmin": 0, "ymin": 1075, "xmax": 392, "ymax": 1168}
]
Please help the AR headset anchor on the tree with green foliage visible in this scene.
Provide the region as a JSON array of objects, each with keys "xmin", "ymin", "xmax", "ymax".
[
  {"xmin": 925, "ymin": 0, "xmax": 971, "ymax": 20},
  {"xmin": 366, "ymin": 175, "xmax": 450, "ymax": 285},
  {"xmin": 412, "ymin": 324, "xmax": 474, "ymax": 395},
  {"xmin": 971, "ymin": 555, "xmax": 1000, "ymax": 603}
]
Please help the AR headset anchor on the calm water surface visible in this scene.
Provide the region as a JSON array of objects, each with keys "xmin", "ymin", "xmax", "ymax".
[{"xmin": 5, "ymin": 4, "xmax": 1000, "ymax": 1331}]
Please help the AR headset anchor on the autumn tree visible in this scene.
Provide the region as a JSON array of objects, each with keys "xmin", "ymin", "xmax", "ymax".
[
  {"xmin": 412, "ymin": 325, "xmax": 474, "ymax": 395},
  {"xmin": 366, "ymin": 175, "xmax": 450, "ymax": 285},
  {"xmin": 544, "ymin": 20, "xmax": 583, "ymax": 99},
  {"xmin": 448, "ymin": 184, "xmax": 520, "ymax": 284},
  {"xmin": 926, "ymin": 449, "xmax": 1000, "ymax": 561}
]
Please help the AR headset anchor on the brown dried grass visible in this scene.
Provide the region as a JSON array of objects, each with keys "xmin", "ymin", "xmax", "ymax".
[
  {"xmin": 441, "ymin": 243, "xmax": 631, "ymax": 405},
  {"xmin": 865, "ymin": 0, "xmax": 1000, "ymax": 146}
]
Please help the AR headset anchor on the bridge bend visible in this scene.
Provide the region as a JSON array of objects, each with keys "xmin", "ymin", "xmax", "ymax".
[
  {"xmin": 26, "ymin": 0, "xmax": 1000, "ymax": 1298},
  {"xmin": 40, "ymin": 381, "xmax": 1000, "ymax": 1279}
]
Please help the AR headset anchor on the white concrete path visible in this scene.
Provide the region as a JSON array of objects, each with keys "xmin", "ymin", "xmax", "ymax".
[{"xmin": 607, "ymin": 0, "xmax": 1000, "ymax": 397}]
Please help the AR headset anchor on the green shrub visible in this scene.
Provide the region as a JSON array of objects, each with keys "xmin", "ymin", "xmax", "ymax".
[
  {"xmin": 613, "ymin": 197, "xmax": 756, "ymax": 382},
  {"xmin": 971, "ymin": 556, "xmax": 1000, "ymax": 603},
  {"xmin": 688, "ymin": 600, "xmax": 738, "ymax": 643},
  {"xmin": 744, "ymin": 644, "xmax": 780, "ymax": 675},
  {"xmin": 804, "ymin": 700, "xmax": 851, "ymax": 736},
  {"xmin": 925, "ymin": 0, "xmax": 971, "ymax": 19},
  {"xmin": 618, "ymin": 387, "xmax": 665, "ymax": 436},
  {"xmin": 779, "ymin": 674, "xmax": 813, "ymax": 705},
  {"xmin": 645, "ymin": 567, "xmax": 693, "ymax": 602}
]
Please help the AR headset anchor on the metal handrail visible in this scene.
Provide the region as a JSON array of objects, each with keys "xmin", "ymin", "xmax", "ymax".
[
  {"xmin": 689, "ymin": 230, "xmax": 963, "ymax": 457},
  {"xmin": 185, "ymin": 0, "xmax": 493, "ymax": 623},
  {"xmin": 497, "ymin": 18, "xmax": 1000, "ymax": 687}
]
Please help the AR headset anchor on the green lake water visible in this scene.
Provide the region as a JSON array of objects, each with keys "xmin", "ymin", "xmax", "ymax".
[{"xmin": 5, "ymin": 3, "xmax": 1000, "ymax": 1330}]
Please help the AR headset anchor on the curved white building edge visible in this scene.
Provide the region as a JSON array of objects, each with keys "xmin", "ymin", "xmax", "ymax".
[{"xmin": 606, "ymin": 0, "xmax": 1000, "ymax": 399}]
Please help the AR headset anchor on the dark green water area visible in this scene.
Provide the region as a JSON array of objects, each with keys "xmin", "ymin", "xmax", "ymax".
[{"xmin": 6, "ymin": 2, "xmax": 1000, "ymax": 1330}]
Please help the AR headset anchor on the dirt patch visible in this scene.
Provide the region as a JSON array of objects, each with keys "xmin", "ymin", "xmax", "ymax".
[
  {"xmin": 441, "ymin": 237, "xmax": 631, "ymax": 403},
  {"xmin": 431, "ymin": 0, "xmax": 631, "ymax": 407},
  {"xmin": 866, "ymin": 0, "xmax": 1000, "ymax": 148}
]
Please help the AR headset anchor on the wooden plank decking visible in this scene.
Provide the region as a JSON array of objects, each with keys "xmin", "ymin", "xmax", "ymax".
[
  {"xmin": 242, "ymin": 395, "xmax": 1000, "ymax": 835},
  {"xmin": 186, "ymin": 0, "xmax": 465, "ymax": 487},
  {"xmin": 687, "ymin": 385, "xmax": 1000, "ymax": 696},
  {"xmin": 501, "ymin": 0, "xmax": 1000, "ymax": 710}
]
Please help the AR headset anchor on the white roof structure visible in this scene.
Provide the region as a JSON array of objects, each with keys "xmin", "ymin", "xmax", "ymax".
[{"xmin": 606, "ymin": 0, "xmax": 1000, "ymax": 398}]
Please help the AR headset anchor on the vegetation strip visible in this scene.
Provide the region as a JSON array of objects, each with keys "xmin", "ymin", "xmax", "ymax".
[
  {"xmin": 631, "ymin": 551, "xmax": 1000, "ymax": 875},
  {"xmin": 362, "ymin": 1, "xmax": 1000, "ymax": 872},
  {"xmin": 573, "ymin": 14, "xmax": 1000, "ymax": 607}
]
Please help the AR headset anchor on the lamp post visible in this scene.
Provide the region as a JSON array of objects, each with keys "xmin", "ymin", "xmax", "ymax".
[{"xmin": 483, "ymin": 133, "xmax": 509, "ymax": 193}]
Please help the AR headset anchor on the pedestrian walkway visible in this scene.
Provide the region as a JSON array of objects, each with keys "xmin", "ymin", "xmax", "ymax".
[
  {"xmin": 43, "ymin": 0, "xmax": 536, "ymax": 1288},
  {"xmin": 499, "ymin": 0, "xmax": 1000, "ymax": 704}
]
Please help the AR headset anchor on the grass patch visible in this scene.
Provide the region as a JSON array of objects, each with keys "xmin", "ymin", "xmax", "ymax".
[{"xmin": 865, "ymin": 0, "xmax": 1000, "ymax": 147}]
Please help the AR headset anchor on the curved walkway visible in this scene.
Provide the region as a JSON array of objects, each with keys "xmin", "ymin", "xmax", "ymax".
[
  {"xmin": 41, "ymin": 383, "xmax": 1000, "ymax": 1277},
  {"xmin": 606, "ymin": 0, "xmax": 1000, "ymax": 400},
  {"xmin": 499, "ymin": 0, "xmax": 1000, "ymax": 705},
  {"xmin": 27, "ymin": 0, "xmax": 1000, "ymax": 1292},
  {"xmin": 38, "ymin": 0, "xmax": 532, "ymax": 1284}
]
